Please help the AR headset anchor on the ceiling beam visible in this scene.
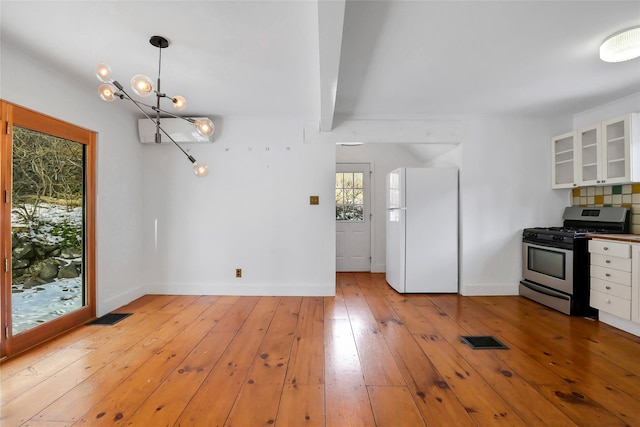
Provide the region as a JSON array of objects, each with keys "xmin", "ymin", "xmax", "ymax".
[
  {"xmin": 317, "ymin": 0, "xmax": 346, "ymax": 132},
  {"xmin": 304, "ymin": 119, "xmax": 468, "ymax": 144}
]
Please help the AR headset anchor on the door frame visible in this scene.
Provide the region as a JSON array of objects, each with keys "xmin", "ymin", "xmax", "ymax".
[
  {"xmin": 1, "ymin": 101, "xmax": 96, "ymax": 358},
  {"xmin": 335, "ymin": 162, "xmax": 374, "ymax": 272}
]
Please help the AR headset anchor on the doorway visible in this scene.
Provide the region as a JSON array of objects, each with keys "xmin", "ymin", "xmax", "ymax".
[
  {"xmin": 1, "ymin": 101, "xmax": 96, "ymax": 358},
  {"xmin": 335, "ymin": 163, "xmax": 371, "ymax": 272}
]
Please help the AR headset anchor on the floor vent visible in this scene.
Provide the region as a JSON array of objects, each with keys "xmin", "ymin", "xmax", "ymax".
[
  {"xmin": 88, "ymin": 313, "xmax": 132, "ymax": 326},
  {"xmin": 460, "ymin": 335, "xmax": 509, "ymax": 350}
]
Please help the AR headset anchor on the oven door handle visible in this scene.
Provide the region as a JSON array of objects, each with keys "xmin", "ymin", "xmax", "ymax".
[
  {"xmin": 522, "ymin": 239, "xmax": 573, "ymax": 251},
  {"xmin": 520, "ymin": 281, "xmax": 570, "ymax": 300},
  {"xmin": 523, "ymin": 241, "xmax": 573, "ymax": 254}
]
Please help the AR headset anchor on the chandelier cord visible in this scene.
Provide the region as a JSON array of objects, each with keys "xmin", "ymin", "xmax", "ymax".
[{"xmin": 155, "ymin": 44, "xmax": 162, "ymax": 143}]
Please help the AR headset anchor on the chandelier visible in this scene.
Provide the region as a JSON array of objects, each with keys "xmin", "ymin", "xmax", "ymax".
[{"xmin": 96, "ymin": 35, "xmax": 213, "ymax": 177}]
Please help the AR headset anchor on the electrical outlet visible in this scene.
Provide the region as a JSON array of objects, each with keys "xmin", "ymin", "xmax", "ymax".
[
  {"xmin": 236, "ymin": 268, "xmax": 242, "ymax": 278},
  {"xmin": 310, "ymin": 195, "xmax": 319, "ymax": 205}
]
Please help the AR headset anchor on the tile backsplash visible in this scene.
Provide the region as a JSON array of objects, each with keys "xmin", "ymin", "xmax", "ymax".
[{"xmin": 571, "ymin": 184, "xmax": 640, "ymax": 234}]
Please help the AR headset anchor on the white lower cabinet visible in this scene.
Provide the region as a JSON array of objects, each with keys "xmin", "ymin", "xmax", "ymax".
[
  {"xmin": 589, "ymin": 238, "xmax": 640, "ymax": 335},
  {"xmin": 589, "ymin": 240, "xmax": 632, "ymax": 320}
]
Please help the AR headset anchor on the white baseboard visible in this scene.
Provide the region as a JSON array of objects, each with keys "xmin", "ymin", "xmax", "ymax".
[
  {"xmin": 151, "ymin": 282, "xmax": 336, "ymax": 297},
  {"xmin": 371, "ymin": 263, "xmax": 385, "ymax": 273},
  {"xmin": 98, "ymin": 284, "xmax": 146, "ymax": 316},
  {"xmin": 598, "ymin": 312, "xmax": 640, "ymax": 337}
]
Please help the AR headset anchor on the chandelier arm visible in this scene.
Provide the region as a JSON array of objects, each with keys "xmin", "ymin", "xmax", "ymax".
[
  {"xmin": 116, "ymin": 86, "xmax": 197, "ymax": 164},
  {"xmin": 150, "ymin": 106, "xmax": 196, "ymax": 123},
  {"xmin": 156, "ymin": 126, "xmax": 197, "ymax": 163},
  {"xmin": 108, "ymin": 92, "xmax": 195, "ymax": 124}
]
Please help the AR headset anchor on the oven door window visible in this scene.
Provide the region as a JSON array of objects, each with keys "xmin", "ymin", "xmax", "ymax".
[{"xmin": 528, "ymin": 246, "xmax": 565, "ymax": 279}]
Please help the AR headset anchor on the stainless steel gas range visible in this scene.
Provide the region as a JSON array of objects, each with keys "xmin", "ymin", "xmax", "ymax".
[{"xmin": 520, "ymin": 206, "xmax": 630, "ymax": 316}]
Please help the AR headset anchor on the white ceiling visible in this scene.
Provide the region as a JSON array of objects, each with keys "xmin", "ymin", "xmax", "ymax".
[{"xmin": 2, "ymin": 1, "xmax": 639, "ymax": 126}]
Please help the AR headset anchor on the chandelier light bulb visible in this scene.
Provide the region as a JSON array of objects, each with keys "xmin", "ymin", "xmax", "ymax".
[
  {"xmin": 195, "ymin": 118, "xmax": 215, "ymax": 137},
  {"xmin": 193, "ymin": 162, "xmax": 209, "ymax": 177},
  {"xmin": 600, "ymin": 26, "xmax": 640, "ymax": 62},
  {"xmin": 98, "ymin": 84, "xmax": 117, "ymax": 102},
  {"xmin": 172, "ymin": 96, "xmax": 187, "ymax": 110},
  {"xmin": 96, "ymin": 63, "xmax": 112, "ymax": 82},
  {"xmin": 130, "ymin": 74, "xmax": 154, "ymax": 97}
]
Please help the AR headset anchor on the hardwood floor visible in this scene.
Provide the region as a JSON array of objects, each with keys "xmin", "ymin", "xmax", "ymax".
[{"xmin": 1, "ymin": 272, "xmax": 640, "ymax": 426}]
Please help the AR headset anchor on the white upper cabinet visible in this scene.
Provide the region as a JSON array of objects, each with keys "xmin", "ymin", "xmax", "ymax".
[
  {"xmin": 601, "ymin": 114, "xmax": 639, "ymax": 185},
  {"xmin": 551, "ymin": 131, "xmax": 578, "ymax": 189},
  {"xmin": 577, "ymin": 124, "xmax": 601, "ymax": 186},
  {"xmin": 556, "ymin": 113, "xmax": 640, "ymax": 188}
]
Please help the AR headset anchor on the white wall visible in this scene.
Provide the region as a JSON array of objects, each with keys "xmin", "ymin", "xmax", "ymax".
[
  {"xmin": 573, "ymin": 91, "xmax": 640, "ymax": 128},
  {"xmin": 460, "ymin": 117, "xmax": 569, "ymax": 295},
  {"xmin": 141, "ymin": 116, "xmax": 336, "ymax": 296},
  {"xmin": 1, "ymin": 43, "xmax": 146, "ymax": 315}
]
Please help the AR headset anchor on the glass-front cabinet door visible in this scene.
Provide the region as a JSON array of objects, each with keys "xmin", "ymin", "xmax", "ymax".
[
  {"xmin": 577, "ymin": 125, "xmax": 601, "ymax": 186},
  {"xmin": 551, "ymin": 131, "xmax": 577, "ymax": 189},
  {"xmin": 601, "ymin": 115, "xmax": 631, "ymax": 185}
]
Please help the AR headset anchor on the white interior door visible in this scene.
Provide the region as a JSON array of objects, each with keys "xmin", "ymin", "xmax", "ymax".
[{"xmin": 336, "ymin": 163, "xmax": 371, "ymax": 272}]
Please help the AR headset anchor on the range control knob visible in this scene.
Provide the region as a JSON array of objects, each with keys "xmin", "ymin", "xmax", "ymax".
[
  {"xmin": 552, "ymin": 235, "xmax": 564, "ymax": 241},
  {"xmin": 526, "ymin": 232, "xmax": 537, "ymax": 238}
]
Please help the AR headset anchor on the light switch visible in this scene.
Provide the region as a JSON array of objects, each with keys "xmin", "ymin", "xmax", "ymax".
[{"xmin": 310, "ymin": 196, "xmax": 319, "ymax": 205}]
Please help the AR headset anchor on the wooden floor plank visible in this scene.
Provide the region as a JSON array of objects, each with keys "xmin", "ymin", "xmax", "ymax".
[
  {"xmin": 0, "ymin": 348, "xmax": 92, "ymax": 405},
  {"xmin": 364, "ymin": 294, "xmax": 476, "ymax": 427},
  {"xmin": 224, "ymin": 297, "xmax": 301, "ymax": 426},
  {"xmin": 2, "ymin": 273, "xmax": 639, "ymax": 427},
  {"xmin": 432, "ymin": 294, "xmax": 634, "ymax": 426},
  {"xmin": 414, "ymin": 333, "xmax": 528, "ymax": 426},
  {"xmin": 121, "ymin": 297, "xmax": 242, "ymax": 427},
  {"xmin": 342, "ymin": 281, "xmax": 405, "ymax": 386},
  {"xmin": 413, "ymin": 299, "xmax": 579, "ymax": 427},
  {"xmin": 24, "ymin": 313, "xmax": 173, "ymax": 423},
  {"xmin": 284, "ymin": 297, "xmax": 324, "ymax": 386},
  {"xmin": 36, "ymin": 298, "xmax": 218, "ymax": 425},
  {"xmin": 173, "ymin": 296, "xmax": 276, "ymax": 426},
  {"xmin": 367, "ymin": 385, "xmax": 426, "ymax": 427},
  {"xmin": 0, "ymin": 351, "xmax": 100, "ymax": 426},
  {"xmin": 276, "ymin": 384, "xmax": 324, "ymax": 427},
  {"xmin": 324, "ymin": 290, "xmax": 376, "ymax": 427}
]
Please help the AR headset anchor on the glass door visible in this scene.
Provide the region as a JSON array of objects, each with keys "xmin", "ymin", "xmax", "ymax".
[
  {"xmin": 1, "ymin": 102, "xmax": 95, "ymax": 358},
  {"xmin": 11, "ymin": 126, "xmax": 86, "ymax": 334}
]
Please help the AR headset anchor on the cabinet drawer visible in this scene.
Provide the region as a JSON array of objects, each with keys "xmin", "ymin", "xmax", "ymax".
[
  {"xmin": 590, "ymin": 289, "xmax": 631, "ymax": 319},
  {"xmin": 590, "ymin": 278, "xmax": 632, "ymax": 300},
  {"xmin": 590, "ymin": 265, "xmax": 631, "ymax": 286},
  {"xmin": 590, "ymin": 253, "xmax": 631, "ymax": 272},
  {"xmin": 588, "ymin": 240, "xmax": 630, "ymax": 258}
]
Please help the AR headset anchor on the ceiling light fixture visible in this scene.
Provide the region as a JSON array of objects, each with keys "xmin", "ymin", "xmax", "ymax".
[
  {"xmin": 96, "ymin": 35, "xmax": 213, "ymax": 177},
  {"xmin": 600, "ymin": 26, "xmax": 640, "ymax": 63}
]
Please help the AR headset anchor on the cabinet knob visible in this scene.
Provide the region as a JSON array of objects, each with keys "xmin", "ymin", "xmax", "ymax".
[
  {"xmin": 606, "ymin": 286, "xmax": 611, "ymax": 290},
  {"xmin": 605, "ymin": 273, "xmax": 611, "ymax": 277},
  {"xmin": 603, "ymin": 247, "xmax": 609, "ymax": 251},
  {"xmin": 605, "ymin": 260, "xmax": 611, "ymax": 263}
]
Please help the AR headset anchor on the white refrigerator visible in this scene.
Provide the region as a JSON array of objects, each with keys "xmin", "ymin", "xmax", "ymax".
[{"xmin": 386, "ymin": 167, "xmax": 458, "ymax": 293}]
